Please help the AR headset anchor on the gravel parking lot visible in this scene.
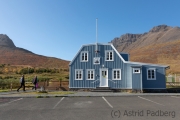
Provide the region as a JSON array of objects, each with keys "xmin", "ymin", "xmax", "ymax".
[{"xmin": 0, "ymin": 96, "xmax": 179, "ymax": 120}]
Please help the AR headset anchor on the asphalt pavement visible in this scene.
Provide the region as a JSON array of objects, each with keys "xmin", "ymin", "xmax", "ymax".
[
  {"xmin": 0, "ymin": 96, "xmax": 180, "ymax": 120},
  {"xmin": 0, "ymin": 90, "xmax": 180, "ymax": 98}
]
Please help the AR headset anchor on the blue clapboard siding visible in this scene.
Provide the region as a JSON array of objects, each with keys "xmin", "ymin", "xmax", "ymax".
[
  {"xmin": 126, "ymin": 64, "xmax": 166, "ymax": 89},
  {"xmin": 69, "ymin": 43, "xmax": 168, "ymax": 89},
  {"xmin": 142, "ymin": 66, "xmax": 166, "ymax": 89},
  {"xmin": 69, "ymin": 44, "xmax": 130, "ymax": 89},
  {"xmin": 132, "ymin": 67, "xmax": 142, "ymax": 90}
]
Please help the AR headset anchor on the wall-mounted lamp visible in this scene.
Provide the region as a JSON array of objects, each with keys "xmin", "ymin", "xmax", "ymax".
[{"xmin": 102, "ymin": 64, "xmax": 105, "ymax": 68}]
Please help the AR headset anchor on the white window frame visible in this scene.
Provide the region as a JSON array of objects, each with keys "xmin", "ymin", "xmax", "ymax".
[
  {"xmin": 75, "ymin": 69, "xmax": 83, "ymax": 80},
  {"xmin": 147, "ymin": 68, "xmax": 156, "ymax": 80},
  {"xmin": 86, "ymin": 69, "xmax": 95, "ymax": 80},
  {"xmin": 93, "ymin": 57, "xmax": 100, "ymax": 65},
  {"xmin": 105, "ymin": 50, "xmax": 114, "ymax": 61},
  {"xmin": 80, "ymin": 51, "xmax": 88, "ymax": 62},
  {"xmin": 133, "ymin": 68, "xmax": 141, "ymax": 74},
  {"xmin": 112, "ymin": 69, "xmax": 121, "ymax": 80}
]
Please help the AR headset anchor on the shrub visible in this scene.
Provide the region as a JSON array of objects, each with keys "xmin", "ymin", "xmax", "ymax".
[
  {"xmin": 19, "ymin": 68, "xmax": 29, "ymax": 74},
  {"xmin": 65, "ymin": 76, "xmax": 69, "ymax": 79},
  {"xmin": 29, "ymin": 68, "xmax": 34, "ymax": 74}
]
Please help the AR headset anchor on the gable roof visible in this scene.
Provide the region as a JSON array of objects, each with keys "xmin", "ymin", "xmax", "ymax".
[
  {"xmin": 69, "ymin": 43, "xmax": 169, "ymax": 68},
  {"xmin": 69, "ymin": 43, "xmax": 117, "ymax": 65}
]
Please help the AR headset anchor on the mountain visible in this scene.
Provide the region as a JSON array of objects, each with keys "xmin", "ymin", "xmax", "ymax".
[
  {"xmin": 110, "ymin": 25, "xmax": 180, "ymax": 74},
  {"xmin": 0, "ymin": 34, "xmax": 69, "ymax": 68}
]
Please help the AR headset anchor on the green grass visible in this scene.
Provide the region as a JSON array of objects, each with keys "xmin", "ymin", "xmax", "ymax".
[
  {"xmin": 36, "ymin": 96, "xmax": 44, "ymax": 98},
  {"xmin": 48, "ymin": 91, "xmax": 74, "ymax": 94},
  {"xmin": 0, "ymin": 70, "xmax": 69, "ymax": 82},
  {"xmin": 21, "ymin": 91, "xmax": 74, "ymax": 95},
  {"xmin": 0, "ymin": 89, "xmax": 19, "ymax": 92},
  {"xmin": 0, "ymin": 89, "xmax": 9, "ymax": 92}
]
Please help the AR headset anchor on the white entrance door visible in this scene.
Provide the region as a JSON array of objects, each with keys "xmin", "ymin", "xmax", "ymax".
[{"xmin": 100, "ymin": 69, "xmax": 108, "ymax": 87}]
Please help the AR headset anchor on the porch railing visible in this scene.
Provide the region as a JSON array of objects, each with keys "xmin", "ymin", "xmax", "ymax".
[
  {"xmin": 108, "ymin": 79, "xmax": 117, "ymax": 84},
  {"xmin": 91, "ymin": 79, "xmax": 99, "ymax": 83}
]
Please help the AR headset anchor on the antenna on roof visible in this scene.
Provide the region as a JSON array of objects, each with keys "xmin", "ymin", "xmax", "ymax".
[
  {"xmin": 95, "ymin": 18, "xmax": 99, "ymax": 53},
  {"xmin": 96, "ymin": 18, "xmax": 98, "ymax": 44}
]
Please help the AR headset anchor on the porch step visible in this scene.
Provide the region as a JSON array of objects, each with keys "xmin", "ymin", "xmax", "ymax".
[
  {"xmin": 95, "ymin": 87, "xmax": 111, "ymax": 90},
  {"xmin": 91, "ymin": 87, "xmax": 114, "ymax": 92}
]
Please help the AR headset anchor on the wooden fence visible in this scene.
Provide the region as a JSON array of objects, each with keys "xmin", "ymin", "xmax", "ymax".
[
  {"xmin": 0, "ymin": 80, "xmax": 69, "ymax": 91},
  {"xmin": 38, "ymin": 80, "xmax": 69, "ymax": 91}
]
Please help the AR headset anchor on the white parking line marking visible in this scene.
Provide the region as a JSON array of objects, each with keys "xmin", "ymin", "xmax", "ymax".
[
  {"xmin": 53, "ymin": 97, "xmax": 64, "ymax": 109},
  {"xmin": 102, "ymin": 97, "xmax": 113, "ymax": 108},
  {"xmin": 8, "ymin": 98, "xmax": 23, "ymax": 104},
  {"xmin": 138, "ymin": 96, "xmax": 164, "ymax": 106},
  {"xmin": 0, "ymin": 98, "xmax": 23, "ymax": 107},
  {"xmin": 171, "ymin": 96, "xmax": 180, "ymax": 98}
]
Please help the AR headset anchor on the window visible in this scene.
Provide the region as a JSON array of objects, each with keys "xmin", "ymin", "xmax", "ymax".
[
  {"xmin": 81, "ymin": 51, "xmax": 88, "ymax": 62},
  {"xmin": 93, "ymin": 57, "xmax": 100, "ymax": 64},
  {"xmin": 133, "ymin": 68, "xmax": 140, "ymax": 73},
  {"xmin": 86, "ymin": 69, "xmax": 95, "ymax": 80},
  {"xmin": 112, "ymin": 69, "xmax": 121, "ymax": 80},
  {"xmin": 105, "ymin": 50, "xmax": 114, "ymax": 61},
  {"xmin": 147, "ymin": 68, "xmax": 156, "ymax": 80},
  {"xmin": 75, "ymin": 69, "xmax": 83, "ymax": 80}
]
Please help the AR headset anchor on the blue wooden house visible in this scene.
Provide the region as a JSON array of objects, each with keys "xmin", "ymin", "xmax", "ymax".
[{"xmin": 69, "ymin": 43, "xmax": 169, "ymax": 91}]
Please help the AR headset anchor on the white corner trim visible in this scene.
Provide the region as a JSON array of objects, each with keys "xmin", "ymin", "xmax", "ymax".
[
  {"xmin": 110, "ymin": 44, "xmax": 126, "ymax": 62},
  {"xmin": 69, "ymin": 45, "xmax": 84, "ymax": 65}
]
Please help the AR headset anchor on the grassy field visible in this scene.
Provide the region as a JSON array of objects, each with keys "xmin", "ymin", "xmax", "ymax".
[
  {"xmin": 0, "ymin": 66, "xmax": 69, "ymax": 90},
  {"xmin": 0, "ymin": 72, "xmax": 69, "ymax": 81}
]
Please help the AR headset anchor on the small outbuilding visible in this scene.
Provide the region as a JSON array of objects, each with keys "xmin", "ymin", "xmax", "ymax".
[{"xmin": 69, "ymin": 43, "xmax": 169, "ymax": 91}]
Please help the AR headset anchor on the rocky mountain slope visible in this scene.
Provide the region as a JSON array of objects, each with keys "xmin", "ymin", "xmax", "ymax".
[
  {"xmin": 110, "ymin": 25, "xmax": 180, "ymax": 74},
  {"xmin": 0, "ymin": 34, "xmax": 69, "ymax": 68}
]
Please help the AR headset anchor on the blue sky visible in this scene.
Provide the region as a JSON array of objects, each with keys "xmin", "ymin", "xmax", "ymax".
[{"xmin": 0, "ymin": 0, "xmax": 180, "ymax": 61}]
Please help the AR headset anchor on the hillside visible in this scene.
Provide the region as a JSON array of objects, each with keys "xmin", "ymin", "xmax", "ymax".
[
  {"xmin": 0, "ymin": 34, "xmax": 69, "ymax": 68},
  {"xmin": 110, "ymin": 25, "xmax": 180, "ymax": 74}
]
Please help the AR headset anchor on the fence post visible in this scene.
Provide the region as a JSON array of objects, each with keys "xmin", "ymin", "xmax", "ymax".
[
  {"xmin": 10, "ymin": 82, "xmax": 12, "ymax": 91},
  {"xmin": 44, "ymin": 80, "xmax": 46, "ymax": 90},
  {"xmin": 60, "ymin": 79, "xmax": 62, "ymax": 87}
]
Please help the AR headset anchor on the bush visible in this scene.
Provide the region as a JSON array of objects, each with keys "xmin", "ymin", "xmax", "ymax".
[
  {"xmin": 37, "ymin": 76, "xmax": 52, "ymax": 82},
  {"xmin": 19, "ymin": 68, "xmax": 29, "ymax": 74},
  {"xmin": 29, "ymin": 68, "xmax": 34, "ymax": 73},
  {"xmin": 65, "ymin": 76, "xmax": 69, "ymax": 79},
  {"xmin": 4, "ymin": 76, "xmax": 13, "ymax": 79},
  {"xmin": 0, "ymin": 64, "xmax": 5, "ymax": 68}
]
